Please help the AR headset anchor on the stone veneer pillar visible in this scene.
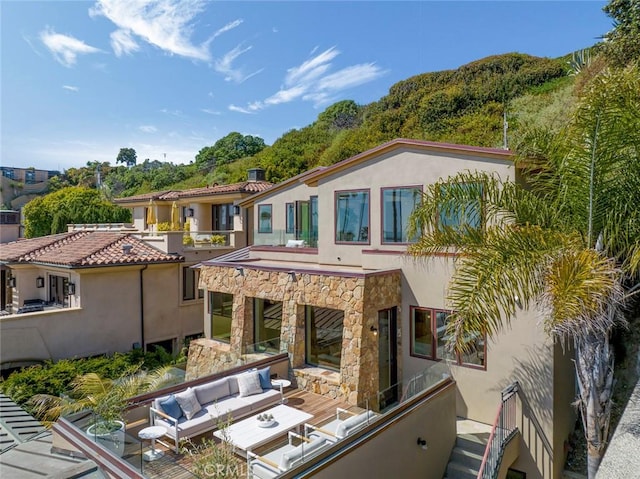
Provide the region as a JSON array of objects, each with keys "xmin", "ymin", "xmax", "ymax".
[{"xmin": 192, "ymin": 265, "xmax": 401, "ymax": 408}]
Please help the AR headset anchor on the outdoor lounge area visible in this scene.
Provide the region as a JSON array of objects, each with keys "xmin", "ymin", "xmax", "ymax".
[{"xmin": 50, "ymin": 356, "xmax": 453, "ymax": 479}]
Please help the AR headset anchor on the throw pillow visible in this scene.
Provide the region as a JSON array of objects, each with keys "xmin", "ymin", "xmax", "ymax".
[
  {"xmin": 158, "ymin": 394, "xmax": 182, "ymax": 420},
  {"xmin": 237, "ymin": 370, "xmax": 263, "ymax": 397},
  {"xmin": 175, "ymin": 388, "xmax": 202, "ymax": 420},
  {"xmin": 257, "ymin": 366, "xmax": 272, "ymax": 390}
]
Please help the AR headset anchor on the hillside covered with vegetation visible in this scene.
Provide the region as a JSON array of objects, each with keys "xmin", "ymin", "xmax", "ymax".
[{"xmin": 46, "ymin": 51, "xmax": 579, "ymax": 200}]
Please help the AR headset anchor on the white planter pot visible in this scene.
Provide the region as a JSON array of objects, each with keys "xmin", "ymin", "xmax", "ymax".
[{"xmin": 86, "ymin": 420, "xmax": 125, "ymax": 457}]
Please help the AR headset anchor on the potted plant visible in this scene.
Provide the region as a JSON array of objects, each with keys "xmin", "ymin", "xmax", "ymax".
[
  {"xmin": 210, "ymin": 234, "xmax": 226, "ymax": 246},
  {"xmin": 256, "ymin": 412, "xmax": 275, "ymax": 427},
  {"xmin": 29, "ymin": 366, "xmax": 176, "ymax": 457}
]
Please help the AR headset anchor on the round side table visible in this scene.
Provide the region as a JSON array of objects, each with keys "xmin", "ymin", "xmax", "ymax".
[
  {"xmin": 138, "ymin": 425, "xmax": 167, "ymax": 461},
  {"xmin": 271, "ymin": 378, "xmax": 292, "ymax": 404}
]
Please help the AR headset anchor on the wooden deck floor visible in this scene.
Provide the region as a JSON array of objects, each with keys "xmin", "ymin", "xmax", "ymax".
[{"xmin": 126, "ymin": 388, "xmax": 354, "ymax": 479}]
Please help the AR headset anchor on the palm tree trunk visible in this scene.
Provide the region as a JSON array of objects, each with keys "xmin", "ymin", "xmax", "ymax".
[{"xmin": 574, "ymin": 328, "xmax": 615, "ymax": 479}]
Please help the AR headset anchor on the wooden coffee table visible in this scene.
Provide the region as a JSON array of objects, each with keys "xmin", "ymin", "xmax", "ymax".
[{"xmin": 214, "ymin": 404, "xmax": 312, "ymax": 456}]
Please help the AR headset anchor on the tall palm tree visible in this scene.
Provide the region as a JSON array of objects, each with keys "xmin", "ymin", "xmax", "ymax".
[{"xmin": 408, "ymin": 65, "xmax": 640, "ymax": 478}]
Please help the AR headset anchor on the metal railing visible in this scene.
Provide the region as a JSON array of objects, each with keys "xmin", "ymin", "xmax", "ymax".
[{"xmin": 477, "ymin": 382, "xmax": 519, "ymax": 479}]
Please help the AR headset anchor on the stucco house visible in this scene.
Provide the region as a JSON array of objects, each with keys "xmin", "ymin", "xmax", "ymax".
[
  {"xmin": 193, "ymin": 139, "xmax": 575, "ymax": 478},
  {"xmin": 0, "ymin": 173, "xmax": 273, "ymax": 370}
]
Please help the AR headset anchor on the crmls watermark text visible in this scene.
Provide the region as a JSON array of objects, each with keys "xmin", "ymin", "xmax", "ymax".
[{"xmin": 200, "ymin": 464, "xmax": 245, "ymax": 477}]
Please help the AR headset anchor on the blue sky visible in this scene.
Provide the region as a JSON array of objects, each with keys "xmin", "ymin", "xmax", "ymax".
[{"xmin": 2, "ymin": 1, "xmax": 611, "ymax": 172}]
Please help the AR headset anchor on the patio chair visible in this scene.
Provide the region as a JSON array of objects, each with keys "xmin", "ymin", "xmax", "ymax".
[
  {"xmin": 247, "ymin": 431, "xmax": 328, "ymax": 479},
  {"xmin": 304, "ymin": 408, "xmax": 377, "ymax": 442}
]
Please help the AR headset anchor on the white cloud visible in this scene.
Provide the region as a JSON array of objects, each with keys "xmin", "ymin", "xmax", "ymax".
[
  {"xmin": 39, "ymin": 27, "xmax": 102, "ymax": 67},
  {"xmin": 139, "ymin": 125, "xmax": 158, "ymax": 133},
  {"xmin": 228, "ymin": 104, "xmax": 256, "ymax": 114},
  {"xmin": 110, "ymin": 29, "xmax": 140, "ymax": 57},
  {"xmin": 214, "ymin": 44, "xmax": 263, "ymax": 83},
  {"xmin": 285, "ymin": 47, "xmax": 339, "ymax": 87},
  {"xmin": 200, "ymin": 108, "xmax": 221, "ymax": 115},
  {"xmin": 63, "ymin": 85, "xmax": 79, "ymax": 92},
  {"xmin": 212, "ymin": 19, "xmax": 243, "ymax": 40},
  {"xmin": 229, "ymin": 47, "xmax": 387, "ymax": 112},
  {"xmin": 89, "ymin": 0, "xmax": 211, "ymax": 61}
]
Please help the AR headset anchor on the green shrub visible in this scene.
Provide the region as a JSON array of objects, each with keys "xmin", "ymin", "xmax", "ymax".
[
  {"xmin": 183, "ymin": 235, "xmax": 194, "ymax": 246},
  {"xmin": 0, "ymin": 349, "xmax": 182, "ymax": 410}
]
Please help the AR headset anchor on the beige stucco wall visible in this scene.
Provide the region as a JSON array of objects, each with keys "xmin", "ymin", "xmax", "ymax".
[
  {"xmin": 0, "ymin": 263, "xmax": 203, "ymax": 364},
  {"xmin": 307, "ymin": 382, "xmax": 456, "ymax": 479}
]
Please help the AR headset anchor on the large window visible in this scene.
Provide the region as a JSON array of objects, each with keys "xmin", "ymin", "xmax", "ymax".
[
  {"xmin": 212, "ymin": 204, "xmax": 234, "ymax": 231},
  {"xmin": 410, "ymin": 306, "xmax": 485, "ymax": 368},
  {"xmin": 258, "ymin": 204, "xmax": 272, "ymax": 233},
  {"xmin": 209, "ymin": 292, "xmax": 233, "ymax": 342},
  {"xmin": 382, "ymin": 187, "xmax": 421, "ymax": 243},
  {"xmin": 305, "ymin": 306, "xmax": 344, "ymax": 371},
  {"xmin": 335, "ymin": 190, "xmax": 369, "ymax": 243},
  {"xmin": 285, "ymin": 203, "xmax": 295, "ymax": 234},
  {"xmin": 182, "ymin": 266, "xmax": 203, "ymax": 301},
  {"xmin": 253, "ymin": 298, "xmax": 282, "ymax": 352},
  {"xmin": 438, "ymin": 183, "xmax": 483, "ymax": 231}
]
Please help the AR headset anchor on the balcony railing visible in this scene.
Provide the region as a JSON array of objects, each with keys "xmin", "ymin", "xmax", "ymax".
[
  {"xmin": 477, "ymin": 382, "xmax": 519, "ymax": 479},
  {"xmin": 253, "ymin": 229, "xmax": 318, "ymax": 248}
]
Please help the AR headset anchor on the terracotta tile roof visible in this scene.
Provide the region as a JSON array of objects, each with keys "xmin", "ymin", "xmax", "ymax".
[
  {"xmin": 114, "ymin": 181, "xmax": 273, "ymax": 203},
  {"xmin": 0, "ymin": 232, "xmax": 183, "ymax": 267}
]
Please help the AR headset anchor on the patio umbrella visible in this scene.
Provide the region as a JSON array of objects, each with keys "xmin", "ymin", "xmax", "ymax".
[
  {"xmin": 146, "ymin": 199, "xmax": 156, "ymax": 229},
  {"xmin": 171, "ymin": 201, "xmax": 180, "ymax": 230}
]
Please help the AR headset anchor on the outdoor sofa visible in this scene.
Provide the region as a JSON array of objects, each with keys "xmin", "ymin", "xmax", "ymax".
[
  {"xmin": 247, "ymin": 431, "xmax": 329, "ymax": 479},
  {"xmin": 150, "ymin": 367, "xmax": 280, "ymax": 452}
]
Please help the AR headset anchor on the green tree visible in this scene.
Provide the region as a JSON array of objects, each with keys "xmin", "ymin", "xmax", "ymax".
[
  {"xmin": 23, "ymin": 186, "xmax": 131, "ymax": 237},
  {"xmin": 116, "ymin": 148, "xmax": 137, "ymax": 167},
  {"xmin": 408, "ymin": 66, "xmax": 640, "ymax": 478},
  {"xmin": 602, "ymin": 0, "xmax": 640, "ymax": 67},
  {"xmin": 195, "ymin": 132, "xmax": 266, "ymax": 173}
]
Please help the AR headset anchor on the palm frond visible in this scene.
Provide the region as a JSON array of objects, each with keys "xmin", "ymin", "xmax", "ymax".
[{"xmin": 543, "ymin": 249, "xmax": 624, "ymax": 342}]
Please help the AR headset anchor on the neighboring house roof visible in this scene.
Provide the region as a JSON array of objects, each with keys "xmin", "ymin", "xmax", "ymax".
[
  {"xmin": 238, "ymin": 166, "xmax": 327, "ymax": 207},
  {"xmin": 0, "ymin": 393, "xmax": 45, "ymax": 452},
  {"xmin": 0, "ymin": 231, "xmax": 184, "ymax": 268},
  {"xmin": 113, "ymin": 180, "xmax": 273, "ymax": 204},
  {"xmin": 303, "ymin": 138, "xmax": 514, "ymax": 186},
  {"xmin": 0, "ymin": 394, "xmax": 103, "ymax": 477}
]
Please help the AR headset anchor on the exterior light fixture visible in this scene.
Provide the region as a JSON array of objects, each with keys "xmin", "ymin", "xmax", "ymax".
[
  {"xmin": 68, "ymin": 283, "xmax": 76, "ymax": 295},
  {"xmin": 36, "ymin": 276, "xmax": 45, "ymax": 288},
  {"xmin": 8, "ymin": 277, "xmax": 16, "ymax": 288},
  {"xmin": 370, "ymin": 325, "xmax": 378, "ymax": 336},
  {"xmin": 288, "ymin": 271, "xmax": 296, "ymax": 281},
  {"xmin": 233, "ymin": 205, "xmax": 241, "ymax": 215},
  {"xmin": 417, "ymin": 437, "xmax": 427, "ymax": 450},
  {"xmin": 186, "ymin": 208, "xmax": 194, "ymax": 217},
  {"xmin": 235, "ymin": 266, "xmax": 244, "ymax": 276}
]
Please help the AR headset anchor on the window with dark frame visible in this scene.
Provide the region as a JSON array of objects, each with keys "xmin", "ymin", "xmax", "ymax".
[
  {"xmin": 258, "ymin": 204, "xmax": 273, "ymax": 233},
  {"xmin": 212, "ymin": 203, "xmax": 234, "ymax": 231},
  {"xmin": 209, "ymin": 292, "xmax": 233, "ymax": 343},
  {"xmin": 285, "ymin": 203, "xmax": 295, "ymax": 234},
  {"xmin": 381, "ymin": 186, "xmax": 421, "ymax": 243},
  {"xmin": 305, "ymin": 305, "xmax": 344, "ymax": 371},
  {"xmin": 410, "ymin": 306, "xmax": 485, "ymax": 368},
  {"xmin": 335, "ymin": 190, "xmax": 369, "ymax": 243},
  {"xmin": 438, "ymin": 182, "xmax": 484, "ymax": 231},
  {"xmin": 182, "ymin": 266, "xmax": 203, "ymax": 301}
]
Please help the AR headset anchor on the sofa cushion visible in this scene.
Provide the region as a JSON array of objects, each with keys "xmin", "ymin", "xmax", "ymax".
[
  {"xmin": 227, "ymin": 375, "xmax": 240, "ymax": 395},
  {"xmin": 237, "ymin": 371, "xmax": 263, "ymax": 397},
  {"xmin": 239, "ymin": 388, "xmax": 280, "ymax": 410},
  {"xmin": 204, "ymin": 395, "xmax": 252, "ymax": 421},
  {"xmin": 279, "ymin": 437, "xmax": 327, "ymax": 470},
  {"xmin": 194, "ymin": 378, "xmax": 230, "ymax": 405},
  {"xmin": 257, "ymin": 367, "xmax": 272, "ymax": 389},
  {"xmin": 159, "ymin": 394, "xmax": 183, "ymax": 420},
  {"xmin": 335, "ymin": 411, "xmax": 375, "ymax": 439},
  {"xmin": 175, "ymin": 387, "xmax": 202, "ymax": 420}
]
